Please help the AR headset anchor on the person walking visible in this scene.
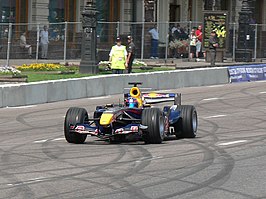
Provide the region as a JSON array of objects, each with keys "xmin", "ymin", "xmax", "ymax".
[
  {"xmin": 189, "ymin": 29, "xmax": 197, "ymax": 60},
  {"xmin": 40, "ymin": 25, "xmax": 49, "ymax": 59},
  {"xmin": 20, "ymin": 32, "xmax": 32, "ymax": 58},
  {"xmin": 209, "ymin": 31, "xmax": 219, "ymax": 66},
  {"xmin": 109, "ymin": 37, "xmax": 128, "ymax": 74},
  {"xmin": 126, "ymin": 35, "xmax": 135, "ymax": 73},
  {"xmin": 148, "ymin": 24, "xmax": 159, "ymax": 59}
]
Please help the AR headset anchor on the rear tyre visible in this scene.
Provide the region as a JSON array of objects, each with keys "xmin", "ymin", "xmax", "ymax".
[
  {"xmin": 141, "ymin": 108, "xmax": 165, "ymax": 144},
  {"xmin": 64, "ymin": 107, "xmax": 88, "ymax": 144},
  {"xmin": 175, "ymin": 105, "xmax": 197, "ymax": 138}
]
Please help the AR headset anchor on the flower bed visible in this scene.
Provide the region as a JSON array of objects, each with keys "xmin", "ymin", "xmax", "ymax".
[
  {"xmin": 0, "ymin": 65, "xmax": 21, "ymax": 75},
  {"xmin": 17, "ymin": 63, "xmax": 64, "ymax": 71}
]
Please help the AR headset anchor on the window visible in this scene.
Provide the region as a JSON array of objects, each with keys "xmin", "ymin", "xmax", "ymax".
[
  {"xmin": 145, "ymin": 0, "xmax": 157, "ymax": 22},
  {"xmin": 49, "ymin": 0, "xmax": 65, "ymax": 23},
  {"xmin": 96, "ymin": 0, "xmax": 120, "ymax": 42},
  {"xmin": 48, "ymin": 0, "xmax": 76, "ymax": 41},
  {"xmin": 0, "ymin": 0, "xmax": 28, "ymax": 39},
  {"xmin": 48, "ymin": 0, "xmax": 76, "ymax": 23},
  {"xmin": 0, "ymin": 0, "xmax": 28, "ymax": 23}
]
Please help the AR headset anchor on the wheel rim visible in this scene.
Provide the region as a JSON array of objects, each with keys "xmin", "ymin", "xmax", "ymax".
[
  {"xmin": 192, "ymin": 110, "xmax": 197, "ymax": 134},
  {"xmin": 159, "ymin": 116, "xmax": 164, "ymax": 138}
]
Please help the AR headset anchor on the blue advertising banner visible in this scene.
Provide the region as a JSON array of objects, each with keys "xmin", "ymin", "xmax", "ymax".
[{"xmin": 228, "ymin": 64, "xmax": 266, "ymax": 83}]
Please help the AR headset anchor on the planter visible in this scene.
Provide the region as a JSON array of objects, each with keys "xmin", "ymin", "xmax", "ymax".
[{"xmin": 0, "ymin": 75, "xmax": 28, "ymax": 82}]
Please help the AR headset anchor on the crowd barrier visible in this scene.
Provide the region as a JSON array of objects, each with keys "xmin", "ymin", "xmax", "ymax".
[
  {"xmin": 1, "ymin": 21, "xmax": 266, "ymax": 66},
  {"xmin": 0, "ymin": 67, "xmax": 229, "ymax": 108},
  {"xmin": 228, "ymin": 64, "xmax": 266, "ymax": 82}
]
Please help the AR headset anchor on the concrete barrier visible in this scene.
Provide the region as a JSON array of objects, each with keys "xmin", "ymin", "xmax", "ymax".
[
  {"xmin": 25, "ymin": 82, "xmax": 48, "ymax": 105},
  {"xmin": 0, "ymin": 87, "xmax": 2, "ymax": 107},
  {"xmin": 2, "ymin": 84, "xmax": 26, "ymax": 107},
  {"xmin": 67, "ymin": 79, "xmax": 87, "ymax": 100},
  {"xmin": 47, "ymin": 80, "xmax": 68, "ymax": 102},
  {"xmin": 0, "ymin": 67, "xmax": 229, "ymax": 108},
  {"xmin": 86, "ymin": 77, "xmax": 106, "ymax": 97}
]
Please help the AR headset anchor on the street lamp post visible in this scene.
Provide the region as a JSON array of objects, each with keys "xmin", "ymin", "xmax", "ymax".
[
  {"xmin": 236, "ymin": 0, "xmax": 255, "ymax": 62},
  {"xmin": 79, "ymin": 0, "xmax": 98, "ymax": 74}
]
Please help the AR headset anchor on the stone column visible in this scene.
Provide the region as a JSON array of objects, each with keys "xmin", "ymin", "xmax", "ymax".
[
  {"xmin": 79, "ymin": 0, "xmax": 98, "ymax": 74},
  {"xmin": 158, "ymin": 0, "xmax": 169, "ymax": 44},
  {"xmin": 180, "ymin": 0, "xmax": 189, "ymax": 22},
  {"xmin": 31, "ymin": 0, "xmax": 49, "ymax": 25}
]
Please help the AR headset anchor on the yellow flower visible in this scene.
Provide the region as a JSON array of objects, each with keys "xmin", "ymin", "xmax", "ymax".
[{"xmin": 17, "ymin": 63, "xmax": 65, "ymax": 71}]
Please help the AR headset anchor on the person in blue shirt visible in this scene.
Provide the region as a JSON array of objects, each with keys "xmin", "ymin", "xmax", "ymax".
[{"xmin": 148, "ymin": 24, "xmax": 159, "ymax": 59}]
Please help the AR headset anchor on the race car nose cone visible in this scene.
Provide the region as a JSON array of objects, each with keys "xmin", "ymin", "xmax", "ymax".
[{"xmin": 100, "ymin": 113, "xmax": 114, "ymax": 126}]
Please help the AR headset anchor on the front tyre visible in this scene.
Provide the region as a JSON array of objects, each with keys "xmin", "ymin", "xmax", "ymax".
[
  {"xmin": 64, "ymin": 107, "xmax": 88, "ymax": 144},
  {"xmin": 141, "ymin": 108, "xmax": 165, "ymax": 144},
  {"xmin": 175, "ymin": 105, "xmax": 197, "ymax": 138}
]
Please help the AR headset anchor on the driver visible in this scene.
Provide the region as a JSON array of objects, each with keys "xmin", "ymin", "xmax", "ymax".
[{"xmin": 127, "ymin": 97, "xmax": 139, "ymax": 108}]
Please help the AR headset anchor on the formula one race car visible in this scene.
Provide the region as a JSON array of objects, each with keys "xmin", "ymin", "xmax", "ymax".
[{"xmin": 64, "ymin": 82, "xmax": 198, "ymax": 144}]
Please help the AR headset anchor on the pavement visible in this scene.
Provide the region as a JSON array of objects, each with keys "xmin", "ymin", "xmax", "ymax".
[
  {"xmin": 1, "ymin": 57, "xmax": 266, "ymax": 70},
  {"xmin": 1, "ymin": 82, "xmax": 266, "ymax": 198}
]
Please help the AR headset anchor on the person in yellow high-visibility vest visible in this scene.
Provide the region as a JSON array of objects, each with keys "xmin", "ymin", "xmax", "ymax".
[{"xmin": 109, "ymin": 37, "xmax": 128, "ymax": 74}]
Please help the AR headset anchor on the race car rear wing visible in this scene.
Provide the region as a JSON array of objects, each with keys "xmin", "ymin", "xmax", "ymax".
[
  {"xmin": 142, "ymin": 93, "xmax": 181, "ymax": 105},
  {"xmin": 124, "ymin": 92, "xmax": 181, "ymax": 105},
  {"xmin": 124, "ymin": 82, "xmax": 181, "ymax": 105}
]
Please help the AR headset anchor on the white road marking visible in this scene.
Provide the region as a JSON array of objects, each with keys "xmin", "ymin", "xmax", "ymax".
[
  {"xmin": 217, "ymin": 140, "xmax": 248, "ymax": 146},
  {"xmin": 33, "ymin": 139, "xmax": 48, "ymax": 143},
  {"xmin": 52, "ymin": 138, "xmax": 65, "ymax": 141},
  {"xmin": 5, "ymin": 105, "xmax": 37, "ymax": 109},
  {"xmin": 88, "ymin": 96, "xmax": 111, "ymax": 100},
  {"xmin": 7, "ymin": 177, "xmax": 46, "ymax": 186},
  {"xmin": 260, "ymin": 91, "xmax": 266, "ymax": 94},
  {"xmin": 202, "ymin": 98, "xmax": 220, "ymax": 101},
  {"xmin": 208, "ymin": 85, "xmax": 224, "ymax": 88},
  {"xmin": 204, "ymin": 115, "xmax": 226, "ymax": 119}
]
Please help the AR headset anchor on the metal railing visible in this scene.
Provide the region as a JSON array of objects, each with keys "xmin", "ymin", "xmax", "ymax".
[{"xmin": 0, "ymin": 21, "xmax": 266, "ymax": 66}]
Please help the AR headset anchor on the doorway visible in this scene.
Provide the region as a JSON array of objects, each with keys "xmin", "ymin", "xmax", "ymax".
[{"xmin": 170, "ymin": 4, "xmax": 180, "ymax": 22}]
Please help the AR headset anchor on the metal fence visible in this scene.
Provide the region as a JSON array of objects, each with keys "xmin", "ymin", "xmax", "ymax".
[{"xmin": 0, "ymin": 21, "xmax": 266, "ymax": 66}]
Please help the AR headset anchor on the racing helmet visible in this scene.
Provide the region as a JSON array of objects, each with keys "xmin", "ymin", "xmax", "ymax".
[{"xmin": 128, "ymin": 97, "xmax": 139, "ymax": 108}]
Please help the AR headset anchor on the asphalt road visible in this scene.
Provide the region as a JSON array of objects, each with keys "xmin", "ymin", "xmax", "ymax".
[{"xmin": 1, "ymin": 81, "xmax": 266, "ymax": 199}]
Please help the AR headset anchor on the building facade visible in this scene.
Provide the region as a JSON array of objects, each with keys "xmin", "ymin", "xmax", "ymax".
[
  {"xmin": 1, "ymin": 0, "xmax": 265, "ymax": 33},
  {"xmin": 0, "ymin": 0, "xmax": 266, "ymax": 58}
]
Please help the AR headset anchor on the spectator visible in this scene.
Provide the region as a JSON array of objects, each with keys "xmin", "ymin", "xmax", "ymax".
[
  {"xmin": 20, "ymin": 32, "xmax": 32, "ymax": 58},
  {"xmin": 148, "ymin": 24, "xmax": 159, "ymax": 59},
  {"xmin": 189, "ymin": 30, "xmax": 197, "ymax": 60},
  {"xmin": 126, "ymin": 35, "xmax": 135, "ymax": 73},
  {"xmin": 209, "ymin": 31, "xmax": 219, "ymax": 66},
  {"xmin": 3, "ymin": 27, "xmax": 8, "ymax": 38},
  {"xmin": 40, "ymin": 25, "xmax": 49, "ymax": 59},
  {"xmin": 195, "ymin": 25, "xmax": 205, "ymax": 61},
  {"xmin": 109, "ymin": 37, "xmax": 128, "ymax": 74},
  {"xmin": 179, "ymin": 27, "xmax": 188, "ymax": 40},
  {"xmin": 172, "ymin": 24, "xmax": 182, "ymax": 40},
  {"xmin": 171, "ymin": 23, "xmax": 178, "ymax": 35}
]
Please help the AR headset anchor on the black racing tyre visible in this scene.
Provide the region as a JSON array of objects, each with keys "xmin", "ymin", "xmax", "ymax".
[
  {"xmin": 64, "ymin": 107, "xmax": 88, "ymax": 144},
  {"xmin": 141, "ymin": 108, "xmax": 165, "ymax": 144},
  {"xmin": 175, "ymin": 105, "xmax": 197, "ymax": 138}
]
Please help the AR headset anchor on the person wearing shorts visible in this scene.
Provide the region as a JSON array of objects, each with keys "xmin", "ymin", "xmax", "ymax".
[
  {"xmin": 189, "ymin": 30, "xmax": 197, "ymax": 60},
  {"xmin": 195, "ymin": 25, "xmax": 205, "ymax": 61}
]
